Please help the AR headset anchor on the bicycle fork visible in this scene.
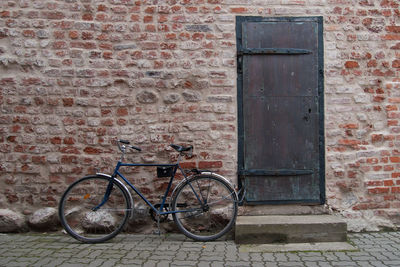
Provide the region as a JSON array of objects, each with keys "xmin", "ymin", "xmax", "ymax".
[{"xmin": 92, "ymin": 177, "xmax": 114, "ymax": 211}]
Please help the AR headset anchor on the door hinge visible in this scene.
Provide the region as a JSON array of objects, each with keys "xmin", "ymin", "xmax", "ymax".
[{"xmin": 237, "ymin": 48, "xmax": 312, "ymax": 56}]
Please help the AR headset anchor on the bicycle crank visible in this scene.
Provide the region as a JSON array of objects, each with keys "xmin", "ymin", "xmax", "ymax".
[{"xmin": 149, "ymin": 204, "xmax": 169, "ymax": 223}]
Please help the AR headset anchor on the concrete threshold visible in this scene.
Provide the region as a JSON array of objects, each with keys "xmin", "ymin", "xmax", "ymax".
[
  {"xmin": 235, "ymin": 215, "xmax": 347, "ymax": 244},
  {"xmin": 239, "ymin": 241, "xmax": 357, "ymax": 253}
]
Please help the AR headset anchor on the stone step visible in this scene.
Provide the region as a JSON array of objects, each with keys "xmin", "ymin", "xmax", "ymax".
[{"xmin": 235, "ymin": 215, "xmax": 347, "ymax": 244}]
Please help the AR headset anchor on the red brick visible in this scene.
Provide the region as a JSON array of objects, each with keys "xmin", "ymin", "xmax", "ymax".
[
  {"xmin": 180, "ymin": 162, "xmax": 197, "ymax": 169},
  {"xmin": 82, "ymin": 13, "xmax": 93, "ymax": 21},
  {"xmin": 338, "ymin": 139, "xmax": 361, "ymax": 145},
  {"xmin": 391, "ymin": 43, "xmax": 400, "ymax": 49},
  {"xmin": 60, "ymin": 146, "xmax": 80, "ymax": 154},
  {"xmin": 145, "ymin": 6, "xmax": 156, "ymax": 13},
  {"xmin": 366, "ymin": 180, "xmax": 384, "ymax": 186},
  {"xmin": 50, "ymin": 137, "xmax": 62, "ymax": 145},
  {"xmin": 345, "ymin": 61, "xmax": 359, "ymax": 68},
  {"xmin": 103, "ymin": 51, "xmax": 113, "ymax": 59},
  {"xmin": 171, "ymin": 6, "xmax": 182, "ymax": 13},
  {"xmin": 62, "ymin": 98, "xmax": 74, "ymax": 107},
  {"xmin": 32, "ymin": 156, "xmax": 46, "ymax": 164},
  {"xmin": 82, "ymin": 32, "xmax": 93, "ymax": 40},
  {"xmin": 373, "ymin": 95, "xmax": 385, "ymax": 102},
  {"xmin": 61, "ymin": 155, "xmax": 78, "ymax": 164},
  {"xmin": 384, "ymin": 180, "xmax": 395, "ymax": 186},
  {"xmin": 43, "ymin": 11, "xmax": 65, "ymax": 20},
  {"xmin": 392, "ymin": 187, "xmax": 400, "ymax": 193},
  {"xmin": 368, "ymin": 187, "xmax": 389, "ymax": 194},
  {"xmin": 367, "ymin": 158, "xmax": 379, "ymax": 164},
  {"xmin": 116, "ymin": 108, "xmax": 128, "ymax": 116},
  {"xmin": 393, "ymin": 59, "xmax": 400, "ymax": 68},
  {"xmin": 386, "ymin": 26, "xmax": 400, "ymax": 33},
  {"xmin": 199, "ymin": 161, "xmax": 223, "ymax": 169},
  {"xmin": 101, "ymin": 119, "xmax": 114, "ymax": 126},
  {"xmin": 230, "ymin": 7, "xmax": 248, "ymax": 13},
  {"xmin": 371, "ymin": 134, "xmax": 384, "ymax": 143},
  {"xmin": 390, "ymin": 157, "xmax": 400, "ymax": 163},
  {"xmin": 384, "ymin": 165, "xmax": 394, "ymax": 171},
  {"xmin": 340, "ymin": 123, "xmax": 359, "ymax": 129},
  {"xmin": 382, "ymin": 34, "xmax": 400, "ymax": 40},
  {"xmin": 97, "ymin": 4, "xmax": 107, "ymax": 11},
  {"xmin": 53, "ymin": 41, "xmax": 68, "ymax": 49},
  {"xmin": 63, "ymin": 137, "xmax": 75, "ymax": 145},
  {"xmin": 83, "ymin": 147, "xmax": 101, "ymax": 155},
  {"xmin": 143, "ymin": 15, "xmax": 153, "ymax": 23}
]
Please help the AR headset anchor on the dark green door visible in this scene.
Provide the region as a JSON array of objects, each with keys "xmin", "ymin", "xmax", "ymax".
[{"xmin": 237, "ymin": 16, "xmax": 325, "ymax": 204}]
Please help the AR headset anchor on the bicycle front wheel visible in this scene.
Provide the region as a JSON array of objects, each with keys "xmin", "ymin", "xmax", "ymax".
[
  {"xmin": 171, "ymin": 174, "xmax": 238, "ymax": 241},
  {"xmin": 59, "ymin": 175, "xmax": 131, "ymax": 243}
]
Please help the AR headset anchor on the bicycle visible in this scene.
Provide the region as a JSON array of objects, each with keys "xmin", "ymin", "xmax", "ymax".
[{"xmin": 58, "ymin": 140, "xmax": 239, "ymax": 243}]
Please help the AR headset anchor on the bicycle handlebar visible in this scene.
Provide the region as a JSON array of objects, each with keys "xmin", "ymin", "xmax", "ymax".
[
  {"xmin": 117, "ymin": 139, "xmax": 142, "ymax": 152},
  {"xmin": 117, "ymin": 140, "xmax": 194, "ymax": 156}
]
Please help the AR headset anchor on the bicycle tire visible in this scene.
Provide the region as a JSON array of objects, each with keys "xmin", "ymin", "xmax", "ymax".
[
  {"xmin": 59, "ymin": 175, "xmax": 132, "ymax": 243},
  {"xmin": 171, "ymin": 174, "xmax": 238, "ymax": 241}
]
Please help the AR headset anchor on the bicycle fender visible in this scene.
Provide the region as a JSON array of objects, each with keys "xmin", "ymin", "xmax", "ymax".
[
  {"xmin": 199, "ymin": 172, "xmax": 239, "ymax": 200},
  {"xmin": 96, "ymin": 173, "xmax": 134, "ymax": 218}
]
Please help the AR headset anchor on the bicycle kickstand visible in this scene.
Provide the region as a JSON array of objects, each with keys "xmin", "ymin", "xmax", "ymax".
[{"xmin": 155, "ymin": 216, "xmax": 161, "ymax": 236}]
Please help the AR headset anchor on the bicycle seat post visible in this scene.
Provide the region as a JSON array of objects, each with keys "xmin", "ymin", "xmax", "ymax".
[{"xmin": 177, "ymin": 152, "xmax": 182, "ymax": 164}]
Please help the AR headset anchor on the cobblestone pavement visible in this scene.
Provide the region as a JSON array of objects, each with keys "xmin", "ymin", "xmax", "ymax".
[{"xmin": 1, "ymin": 232, "xmax": 400, "ymax": 266}]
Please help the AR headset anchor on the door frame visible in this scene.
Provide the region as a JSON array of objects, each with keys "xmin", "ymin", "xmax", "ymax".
[{"xmin": 236, "ymin": 16, "xmax": 325, "ymax": 204}]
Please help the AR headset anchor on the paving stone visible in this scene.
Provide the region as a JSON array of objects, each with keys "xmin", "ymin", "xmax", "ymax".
[
  {"xmin": 382, "ymin": 251, "xmax": 400, "ymax": 260},
  {"xmin": 274, "ymin": 253, "xmax": 289, "ymax": 261},
  {"xmin": 199, "ymin": 255, "xmax": 224, "ymax": 261},
  {"xmin": 382, "ymin": 260, "xmax": 400, "ymax": 266},
  {"xmin": 354, "ymin": 261, "xmax": 375, "ymax": 267},
  {"xmin": 198, "ymin": 261, "xmax": 211, "ymax": 267},
  {"xmin": 249, "ymin": 252, "xmax": 263, "ymax": 261},
  {"xmin": 170, "ymin": 260, "xmax": 197, "ymax": 266},
  {"xmin": 369, "ymin": 261, "xmax": 391, "ymax": 267},
  {"xmin": 156, "ymin": 260, "xmax": 171, "ymax": 267},
  {"xmin": 333, "ymin": 252, "xmax": 352, "ymax": 261},
  {"xmin": 318, "ymin": 262, "xmax": 334, "ymax": 267},
  {"xmin": 370, "ymin": 252, "xmax": 390, "ymax": 260},
  {"xmin": 330, "ymin": 261, "xmax": 358, "ymax": 266},
  {"xmin": 210, "ymin": 262, "xmax": 225, "ymax": 267},
  {"xmin": 120, "ymin": 259, "xmax": 144, "ymax": 265},
  {"xmin": 1, "ymin": 232, "xmax": 400, "ymax": 267},
  {"xmin": 277, "ymin": 262, "xmax": 305, "ymax": 266},
  {"xmin": 87, "ymin": 259, "xmax": 106, "ymax": 267},
  {"xmin": 225, "ymin": 261, "xmax": 251, "ymax": 266},
  {"xmin": 99, "ymin": 259, "xmax": 119, "ymax": 267},
  {"xmin": 262, "ymin": 252, "xmax": 275, "ymax": 261}
]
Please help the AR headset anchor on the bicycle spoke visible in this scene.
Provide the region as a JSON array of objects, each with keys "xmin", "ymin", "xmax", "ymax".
[
  {"xmin": 172, "ymin": 175, "xmax": 237, "ymax": 241},
  {"xmin": 206, "ymin": 191, "xmax": 237, "ymax": 206},
  {"xmin": 59, "ymin": 175, "xmax": 131, "ymax": 243},
  {"xmin": 195, "ymin": 178, "xmax": 206, "ymax": 205}
]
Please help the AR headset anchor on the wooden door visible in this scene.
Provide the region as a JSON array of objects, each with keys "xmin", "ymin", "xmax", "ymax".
[{"xmin": 237, "ymin": 17, "xmax": 325, "ymax": 204}]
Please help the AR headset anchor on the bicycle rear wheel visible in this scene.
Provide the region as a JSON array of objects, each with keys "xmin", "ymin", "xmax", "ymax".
[
  {"xmin": 171, "ymin": 174, "xmax": 238, "ymax": 241},
  {"xmin": 59, "ymin": 175, "xmax": 131, "ymax": 243}
]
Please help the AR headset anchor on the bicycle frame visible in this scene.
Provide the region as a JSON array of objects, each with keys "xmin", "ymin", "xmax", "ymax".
[{"xmin": 96, "ymin": 159, "xmax": 204, "ymax": 217}]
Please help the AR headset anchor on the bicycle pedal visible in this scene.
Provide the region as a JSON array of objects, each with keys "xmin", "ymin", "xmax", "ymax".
[{"xmin": 153, "ymin": 229, "xmax": 162, "ymax": 235}]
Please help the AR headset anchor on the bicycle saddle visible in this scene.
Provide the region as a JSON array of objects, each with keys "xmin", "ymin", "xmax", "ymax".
[{"xmin": 170, "ymin": 144, "xmax": 193, "ymax": 152}]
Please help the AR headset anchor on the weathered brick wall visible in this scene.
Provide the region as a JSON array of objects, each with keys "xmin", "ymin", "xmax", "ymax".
[
  {"xmin": 322, "ymin": 0, "xmax": 400, "ymax": 231},
  {"xmin": 0, "ymin": 0, "xmax": 399, "ymax": 231}
]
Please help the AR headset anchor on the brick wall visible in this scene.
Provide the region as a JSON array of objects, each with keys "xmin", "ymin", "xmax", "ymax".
[{"xmin": 0, "ymin": 0, "xmax": 399, "ymax": 231}]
